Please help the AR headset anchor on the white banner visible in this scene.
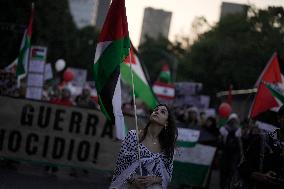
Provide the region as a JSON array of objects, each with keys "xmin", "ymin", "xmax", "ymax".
[{"xmin": 0, "ymin": 96, "xmax": 122, "ymax": 171}]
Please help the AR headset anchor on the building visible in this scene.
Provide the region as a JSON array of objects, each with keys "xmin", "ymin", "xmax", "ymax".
[
  {"xmin": 220, "ymin": 2, "xmax": 249, "ymax": 18},
  {"xmin": 95, "ymin": 0, "xmax": 111, "ymax": 30},
  {"xmin": 68, "ymin": 0, "xmax": 99, "ymax": 29},
  {"xmin": 139, "ymin": 7, "xmax": 172, "ymax": 45}
]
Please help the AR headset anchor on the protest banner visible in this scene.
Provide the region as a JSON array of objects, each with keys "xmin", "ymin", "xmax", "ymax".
[{"xmin": 0, "ymin": 96, "xmax": 123, "ymax": 171}]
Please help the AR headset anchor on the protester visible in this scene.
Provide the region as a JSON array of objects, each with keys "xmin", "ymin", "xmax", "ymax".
[
  {"xmin": 219, "ymin": 113, "xmax": 242, "ymax": 189},
  {"xmin": 200, "ymin": 116, "xmax": 219, "ymax": 146},
  {"xmin": 110, "ymin": 104, "xmax": 178, "ymax": 189},
  {"xmin": 237, "ymin": 106, "xmax": 284, "ymax": 189},
  {"xmin": 55, "ymin": 88, "xmax": 75, "ymax": 106},
  {"xmin": 184, "ymin": 106, "xmax": 199, "ymax": 128},
  {"xmin": 75, "ymin": 87, "xmax": 98, "ymax": 109},
  {"xmin": 199, "ymin": 111, "xmax": 207, "ymax": 127},
  {"xmin": 48, "ymin": 85, "xmax": 61, "ymax": 104}
]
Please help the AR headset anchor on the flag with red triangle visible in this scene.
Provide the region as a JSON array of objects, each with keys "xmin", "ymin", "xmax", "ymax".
[
  {"xmin": 249, "ymin": 52, "xmax": 282, "ymax": 118},
  {"xmin": 121, "ymin": 44, "xmax": 158, "ymax": 109},
  {"xmin": 93, "ymin": 0, "xmax": 130, "ymax": 140}
]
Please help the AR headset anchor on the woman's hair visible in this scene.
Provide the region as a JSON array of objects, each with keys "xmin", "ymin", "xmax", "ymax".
[{"xmin": 140, "ymin": 104, "xmax": 178, "ymax": 158}]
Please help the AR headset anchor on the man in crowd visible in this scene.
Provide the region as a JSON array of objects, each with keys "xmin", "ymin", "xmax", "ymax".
[
  {"xmin": 238, "ymin": 106, "xmax": 284, "ymax": 189},
  {"xmin": 219, "ymin": 113, "xmax": 242, "ymax": 189}
]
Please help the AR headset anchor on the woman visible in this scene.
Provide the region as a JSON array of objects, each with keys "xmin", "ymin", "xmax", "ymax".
[{"xmin": 110, "ymin": 104, "xmax": 178, "ymax": 189}]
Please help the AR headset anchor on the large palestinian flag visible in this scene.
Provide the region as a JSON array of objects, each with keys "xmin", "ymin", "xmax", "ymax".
[
  {"xmin": 93, "ymin": 0, "xmax": 130, "ymax": 140},
  {"xmin": 121, "ymin": 45, "xmax": 158, "ymax": 109}
]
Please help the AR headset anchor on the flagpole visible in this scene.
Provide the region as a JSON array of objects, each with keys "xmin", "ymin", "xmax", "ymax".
[{"xmin": 129, "ymin": 47, "xmax": 143, "ymax": 176}]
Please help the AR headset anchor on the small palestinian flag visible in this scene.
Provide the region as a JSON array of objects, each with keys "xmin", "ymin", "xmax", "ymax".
[
  {"xmin": 31, "ymin": 48, "xmax": 45, "ymax": 60},
  {"xmin": 16, "ymin": 3, "xmax": 34, "ymax": 87}
]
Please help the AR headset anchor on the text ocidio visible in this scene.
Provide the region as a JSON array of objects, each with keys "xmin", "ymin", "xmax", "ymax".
[{"xmin": 0, "ymin": 104, "xmax": 114, "ymax": 163}]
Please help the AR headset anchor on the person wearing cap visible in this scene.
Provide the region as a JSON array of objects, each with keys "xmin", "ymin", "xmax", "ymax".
[
  {"xmin": 237, "ymin": 106, "xmax": 284, "ymax": 189},
  {"xmin": 219, "ymin": 113, "xmax": 242, "ymax": 189}
]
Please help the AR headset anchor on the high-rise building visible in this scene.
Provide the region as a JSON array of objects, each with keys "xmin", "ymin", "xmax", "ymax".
[
  {"xmin": 220, "ymin": 2, "xmax": 249, "ymax": 18},
  {"xmin": 139, "ymin": 7, "xmax": 172, "ymax": 45},
  {"xmin": 95, "ymin": 0, "xmax": 111, "ymax": 30},
  {"xmin": 68, "ymin": 0, "xmax": 99, "ymax": 29}
]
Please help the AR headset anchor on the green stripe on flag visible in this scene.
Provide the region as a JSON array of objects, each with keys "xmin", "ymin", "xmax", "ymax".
[
  {"xmin": 265, "ymin": 82, "xmax": 284, "ymax": 104},
  {"xmin": 176, "ymin": 141, "xmax": 196, "ymax": 147},
  {"xmin": 172, "ymin": 161, "xmax": 210, "ymax": 187},
  {"xmin": 16, "ymin": 34, "xmax": 31, "ymax": 77},
  {"xmin": 120, "ymin": 63, "xmax": 158, "ymax": 109},
  {"xmin": 93, "ymin": 37, "xmax": 130, "ymax": 93}
]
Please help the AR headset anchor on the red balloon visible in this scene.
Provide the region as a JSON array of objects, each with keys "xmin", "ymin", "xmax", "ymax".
[
  {"xmin": 63, "ymin": 69, "xmax": 74, "ymax": 82},
  {"xmin": 218, "ymin": 102, "xmax": 232, "ymax": 118}
]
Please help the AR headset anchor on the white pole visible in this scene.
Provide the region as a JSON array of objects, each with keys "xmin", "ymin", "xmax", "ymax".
[{"xmin": 129, "ymin": 46, "xmax": 143, "ymax": 176}]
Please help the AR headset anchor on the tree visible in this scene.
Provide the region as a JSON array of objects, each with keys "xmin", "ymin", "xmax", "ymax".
[
  {"xmin": 185, "ymin": 6, "xmax": 284, "ymax": 96},
  {"xmin": 0, "ymin": 0, "xmax": 100, "ymax": 79},
  {"xmin": 68, "ymin": 26, "xmax": 100, "ymax": 79},
  {"xmin": 138, "ymin": 35, "xmax": 186, "ymax": 83}
]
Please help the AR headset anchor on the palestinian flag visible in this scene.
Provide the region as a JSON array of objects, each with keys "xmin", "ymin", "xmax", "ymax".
[
  {"xmin": 16, "ymin": 3, "xmax": 34, "ymax": 87},
  {"xmin": 31, "ymin": 48, "xmax": 45, "ymax": 61},
  {"xmin": 249, "ymin": 52, "xmax": 282, "ymax": 118},
  {"xmin": 93, "ymin": 0, "xmax": 130, "ymax": 140},
  {"xmin": 173, "ymin": 143, "xmax": 216, "ymax": 187},
  {"xmin": 264, "ymin": 81, "xmax": 284, "ymax": 104},
  {"xmin": 159, "ymin": 64, "xmax": 171, "ymax": 83},
  {"xmin": 176, "ymin": 128, "xmax": 200, "ymax": 147},
  {"xmin": 121, "ymin": 44, "xmax": 158, "ymax": 109}
]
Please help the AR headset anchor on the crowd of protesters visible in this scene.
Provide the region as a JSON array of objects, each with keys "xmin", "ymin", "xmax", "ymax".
[{"xmin": 0, "ymin": 70, "xmax": 283, "ymax": 189}]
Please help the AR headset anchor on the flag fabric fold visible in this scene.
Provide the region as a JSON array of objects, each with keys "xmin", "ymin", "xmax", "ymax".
[
  {"xmin": 264, "ymin": 81, "xmax": 284, "ymax": 104},
  {"xmin": 173, "ymin": 128, "xmax": 216, "ymax": 187},
  {"xmin": 93, "ymin": 0, "xmax": 130, "ymax": 140},
  {"xmin": 121, "ymin": 45, "xmax": 158, "ymax": 109},
  {"xmin": 16, "ymin": 3, "xmax": 35, "ymax": 87},
  {"xmin": 249, "ymin": 53, "xmax": 282, "ymax": 118}
]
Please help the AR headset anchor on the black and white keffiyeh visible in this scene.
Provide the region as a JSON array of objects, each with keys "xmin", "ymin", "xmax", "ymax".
[{"xmin": 110, "ymin": 130, "xmax": 173, "ymax": 189}]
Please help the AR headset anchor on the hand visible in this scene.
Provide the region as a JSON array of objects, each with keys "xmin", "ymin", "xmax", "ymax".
[
  {"xmin": 131, "ymin": 178, "xmax": 145, "ymax": 189},
  {"xmin": 136, "ymin": 176, "xmax": 162, "ymax": 187},
  {"xmin": 252, "ymin": 171, "xmax": 279, "ymax": 185}
]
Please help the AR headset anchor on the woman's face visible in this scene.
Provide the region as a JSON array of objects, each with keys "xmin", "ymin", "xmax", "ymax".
[{"xmin": 150, "ymin": 105, "xmax": 169, "ymax": 126}]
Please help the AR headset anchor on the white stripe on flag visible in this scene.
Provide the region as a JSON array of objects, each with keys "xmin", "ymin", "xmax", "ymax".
[
  {"xmin": 177, "ymin": 128, "xmax": 200, "ymax": 142},
  {"xmin": 112, "ymin": 74, "xmax": 126, "ymax": 140},
  {"xmin": 94, "ymin": 41, "xmax": 112, "ymax": 63},
  {"xmin": 256, "ymin": 121, "xmax": 278, "ymax": 132},
  {"xmin": 125, "ymin": 55, "xmax": 147, "ymax": 84},
  {"xmin": 153, "ymin": 85, "xmax": 175, "ymax": 97},
  {"xmin": 174, "ymin": 144, "xmax": 216, "ymax": 166}
]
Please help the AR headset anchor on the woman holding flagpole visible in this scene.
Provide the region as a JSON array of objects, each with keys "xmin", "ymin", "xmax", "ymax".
[{"xmin": 110, "ymin": 104, "xmax": 178, "ymax": 189}]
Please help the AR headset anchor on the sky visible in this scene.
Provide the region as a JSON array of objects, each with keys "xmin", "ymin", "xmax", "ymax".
[{"xmin": 125, "ymin": 0, "xmax": 284, "ymax": 48}]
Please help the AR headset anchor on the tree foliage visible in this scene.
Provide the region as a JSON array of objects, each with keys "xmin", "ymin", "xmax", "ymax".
[
  {"xmin": 186, "ymin": 6, "xmax": 284, "ymax": 95},
  {"xmin": 0, "ymin": 0, "xmax": 99, "ymax": 79},
  {"xmin": 138, "ymin": 35, "xmax": 187, "ymax": 83}
]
